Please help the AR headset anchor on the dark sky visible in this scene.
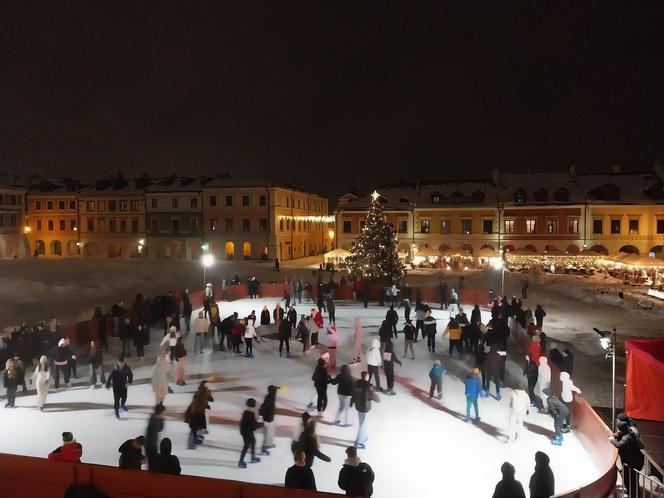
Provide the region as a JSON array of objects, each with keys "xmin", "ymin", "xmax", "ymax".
[{"xmin": 1, "ymin": 2, "xmax": 663, "ymax": 199}]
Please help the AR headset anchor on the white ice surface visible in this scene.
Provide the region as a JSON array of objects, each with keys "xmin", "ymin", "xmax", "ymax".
[{"xmin": 1, "ymin": 299, "xmax": 600, "ymax": 498}]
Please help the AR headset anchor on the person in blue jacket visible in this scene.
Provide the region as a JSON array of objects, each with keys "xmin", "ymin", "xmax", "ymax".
[
  {"xmin": 465, "ymin": 368, "xmax": 481, "ymax": 422},
  {"xmin": 428, "ymin": 360, "xmax": 447, "ymax": 399}
]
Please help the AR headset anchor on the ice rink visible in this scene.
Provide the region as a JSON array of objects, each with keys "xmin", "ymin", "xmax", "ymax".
[{"xmin": 1, "ymin": 298, "xmax": 601, "ymax": 497}]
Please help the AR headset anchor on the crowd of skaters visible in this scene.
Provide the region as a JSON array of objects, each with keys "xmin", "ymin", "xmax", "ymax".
[{"xmin": 1, "ymin": 271, "xmax": 647, "ymax": 497}]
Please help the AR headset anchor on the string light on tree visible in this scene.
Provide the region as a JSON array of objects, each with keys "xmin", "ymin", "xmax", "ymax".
[{"xmin": 346, "ymin": 190, "xmax": 406, "ymax": 283}]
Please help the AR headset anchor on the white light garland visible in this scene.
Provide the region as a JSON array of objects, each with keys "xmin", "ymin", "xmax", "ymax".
[{"xmin": 278, "ymin": 215, "xmax": 335, "ymax": 223}]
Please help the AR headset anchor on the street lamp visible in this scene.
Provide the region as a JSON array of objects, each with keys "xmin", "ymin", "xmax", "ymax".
[
  {"xmin": 201, "ymin": 253, "xmax": 215, "ymax": 288},
  {"xmin": 593, "ymin": 327, "xmax": 617, "ymax": 429},
  {"xmin": 328, "ymin": 229, "xmax": 335, "ymax": 250},
  {"xmin": 491, "ymin": 257, "xmax": 505, "ymax": 297}
]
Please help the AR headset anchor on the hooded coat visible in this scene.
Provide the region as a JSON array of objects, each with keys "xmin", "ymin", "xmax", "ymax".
[
  {"xmin": 34, "ymin": 356, "xmax": 50, "ymax": 407},
  {"xmin": 338, "ymin": 456, "xmax": 375, "ymax": 497},
  {"xmin": 155, "ymin": 438, "xmax": 181, "ymax": 475},
  {"xmin": 492, "ymin": 461, "xmax": 526, "ymax": 498},
  {"xmin": 118, "ymin": 439, "xmax": 144, "ymax": 470},
  {"xmin": 366, "ymin": 339, "xmax": 382, "ymax": 366},
  {"xmin": 151, "ymin": 355, "xmax": 172, "ymax": 402},
  {"xmin": 331, "ymin": 365, "xmax": 354, "ymax": 396},
  {"xmin": 259, "ymin": 385, "xmax": 278, "ymax": 423},
  {"xmin": 529, "ymin": 451, "xmax": 555, "ymax": 498},
  {"xmin": 559, "ymin": 372, "xmax": 581, "ymax": 403},
  {"xmin": 536, "ymin": 357, "xmax": 551, "ymax": 400}
]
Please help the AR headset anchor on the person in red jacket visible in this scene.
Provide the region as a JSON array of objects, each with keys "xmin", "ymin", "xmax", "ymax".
[{"xmin": 48, "ymin": 432, "xmax": 82, "ymax": 463}]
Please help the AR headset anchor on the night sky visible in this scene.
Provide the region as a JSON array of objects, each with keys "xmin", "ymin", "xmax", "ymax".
[{"xmin": 1, "ymin": 2, "xmax": 663, "ymax": 198}]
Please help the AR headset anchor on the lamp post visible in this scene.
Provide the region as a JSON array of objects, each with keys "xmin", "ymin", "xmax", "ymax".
[
  {"xmin": 201, "ymin": 253, "xmax": 215, "ymax": 289},
  {"xmin": 491, "ymin": 257, "xmax": 505, "ymax": 297},
  {"xmin": 593, "ymin": 327, "xmax": 617, "ymax": 429}
]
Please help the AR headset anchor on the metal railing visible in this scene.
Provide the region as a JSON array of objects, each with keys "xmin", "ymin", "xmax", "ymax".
[{"xmin": 621, "ymin": 463, "xmax": 664, "ymax": 498}]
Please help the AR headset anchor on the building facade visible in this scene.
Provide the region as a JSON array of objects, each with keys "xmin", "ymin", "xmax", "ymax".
[
  {"xmin": 337, "ymin": 166, "xmax": 664, "ymax": 259},
  {"xmin": 0, "ymin": 184, "xmax": 28, "ymax": 259}
]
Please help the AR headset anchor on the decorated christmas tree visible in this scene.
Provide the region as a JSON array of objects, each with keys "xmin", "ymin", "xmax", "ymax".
[{"xmin": 346, "ymin": 191, "xmax": 406, "ymax": 283}]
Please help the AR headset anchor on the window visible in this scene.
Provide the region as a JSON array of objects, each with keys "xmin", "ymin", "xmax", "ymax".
[
  {"xmin": 36, "ymin": 220, "xmax": 42, "ymax": 231},
  {"xmin": 431, "ymin": 192, "xmax": 441, "ymax": 204},
  {"xmin": 87, "ymin": 218, "xmax": 94, "ymax": 232},
  {"xmin": 568, "ymin": 218, "xmax": 579, "ymax": 234},
  {"xmin": 59, "ymin": 220, "xmax": 65, "ymax": 231},
  {"xmin": 504, "ymin": 219, "xmax": 515, "ymax": 234},
  {"xmin": 35, "ymin": 200, "xmax": 42, "ymax": 210},
  {"xmin": 286, "ymin": 219, "xmax": 290, "ymax": 230},
  {"xmin": 98, "ymin": 201, "xmax": 106, "ymax": 212},
  {"xmin": 100, "ymin": 218, "xmax": 108, "ymax": 231},
  {"xmin": 225, "ymin": 218, "xmax": 234, "ymax": 231},
  {"xmin": 440, "ymin": 219, "xmax": 451, "ymax": 234},
  {"xmin": 259, "ymin": 218, "xmax": 268, "ymax": 231},
  {"xmin": 593, "ymin": 219, "xmax": 603, "ymax": 234},
  {"xmin": 209, "ymin": 195, "xmax": 217, "ymax": 207},
  {"xmin": 131, "ymin": 219, "xmax": 139, "ymax": 233},
  {"xmin": 69, "ymin": 200, "xmax": 75, "ymax": 210},
  {"xmin": 420, "ymin": 218, "xmax": 431, "ymax": 234},
  {"xmin": 242, "ymin": 195, "xmax": 250, "ymax": 206},
  {"xmin": 109, "ymin": 220, "xmax": 117, "ymax": 232},
  {"xmin": 525, "ymin": 219, "xmax": 536, "ymax": 234},
  {"xmin": 10, "ymin": 195, "xmax": 17, "ymax": 205},
  {"xmin": 658, "ymin": 219, "xmax": 664, "ymax": 234},
  {"xmin": 58, "ymin": 200, "xmax": 65, "ymax": 210},
  {"xmin": 483, "ymin": 219, "xmax": 493, "ymax": 234},
  {"xmin": 191, "ymin": 218, "xmax": 200, "ymax": 232},
  {"xmin": 209, "ymin": 218, "xmax": 218, "ymax": 231},
  {"xmin": 461, "ymin": 219, "xmax": 472, "ymax": 234},
  {"xmin": 610, "ymin": 219, "xmax": 621, "ymax": 234},
  {"xmin": 70, "ymin": 220, "xmax": 76, "ymax": 231},
  {"xmin": 8, "ymin": 213, "xmax": 17, "ymax": 226},
  {"xmin": 280, "ymin": 219, "xmax": 284, "ymax": 231},
  {"xmin": 48, "ymin": 220, "xmax": 54, "ymax": 231},
  {"xmin": 108, "ymin": 200, "xmax": 117, "ymax": 212},
  {"xmin": 86, "ymin": 201, "xmax": 95, "ymax": 212},
  {"xmin": 151, "ymin": 199, "xmax": 159, "ymax": 209},
  {"xmin": 119, "ymin": 200, "xmax": 128, "ymax": 212},
  {"xmin": 130, "ymin": 200, "xmax": 139, "ymax": 212},
  {"xmin": 151, "ymin": 218, "xmax": 159, "ymax": 232},
  {"xmin": 359, "ymin": 220, "xmax": 366, "ymax": 232},
  {"xmin": 627, "ymin": 219, "xmax": 639, "ymax": 234},
  {"xmin": 534, "ymin": 189, "xmax": 548, "ymax": 202},
  {"xmin": 399, "ymin": 197, "xmax": 409, "ymax": 203},
  {"xmin": 514, "ymin": 190, "xmax": 527, "ymax": 203},
  {"xmin": 171, "ymin": 198, "xmax": 178, "ymax": 209},
  {"xmin": 343, "ymin": 220, "xmax": 352, "ymax": 233},
  {"xmin": 546, "ymin": 219, "xmax": 558, "ymax": 234},
  {"xmin": 225, "ymin": 195, "xmax": 233, "ymax": 207},
  {"xmin": 47, "ymin": 200, "xmax": 54, "ymax": 210},
  {"xmin": 190, "ymin": 198, "xmax": 198, "ymax": 209},
  {"xmin": 259, "ymin": 195, "xmax": 267, "ymax": 207},
  {"xmin": 242, "ymin": 218, "xmax": 250, "ymax": 231},
  {"xmin": 286, "ymin": 198, "xmax": 289, "ymax": 208},
  {"xmin": 120, "ymin": 220, "xmax": 127, "ymax": 232},
  {"xmin": 397, "ymin": 219, "xmax": 408, "ymax": 234},
  {"xmin": 171, "ymin": 219, "xmax": 180, "ymax": 233}
]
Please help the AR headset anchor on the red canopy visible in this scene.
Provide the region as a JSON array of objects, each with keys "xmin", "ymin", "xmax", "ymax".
[{"xmin": 625, "ymin": 338, "xmax": 664, "ymax": 422}]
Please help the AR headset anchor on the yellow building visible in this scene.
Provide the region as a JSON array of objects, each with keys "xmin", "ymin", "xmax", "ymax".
[{"xmin": 0, "ymin": 183, "xmax": 29, "ymax": 259}]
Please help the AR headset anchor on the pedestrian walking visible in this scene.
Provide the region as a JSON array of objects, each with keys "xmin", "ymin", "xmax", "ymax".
[
  {"xmin": 350, "ymin": 371, "xmax": 380, "ymax": 449},
  {"xmin": 366, "ymin": 339, "xmax": 382, "ymax": 392},
  {"xmin": 529, "ymin": 451, "xmax": 555, "ymax": 498},
  {"xmin": 239, "ymin": 398, "xmax": 263, "ymax": 468},
  {"xmin": 151, "ymin": 352, "xmax": 172, "ymax": 407},
  {"xmin": 34, "ymin": 355, "xmax": 50, "ymax": 410}
]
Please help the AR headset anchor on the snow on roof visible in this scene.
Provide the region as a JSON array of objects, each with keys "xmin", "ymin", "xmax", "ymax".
[
  {"xmin": 498, "ymin": 173, "xmax": 585, "ymax": 204},
  {"xmin": 146, "ymin": 176, "xmax": 210, "ymax": 192},
  {"xmin": 575, "ymin": 172, "xmax": 664, "ymax": 203}
]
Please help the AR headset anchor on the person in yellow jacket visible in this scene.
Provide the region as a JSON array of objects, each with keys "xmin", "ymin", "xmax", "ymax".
[{"xmin": 443, "ymin": 317, "xmax": 463, "ymax": 359}]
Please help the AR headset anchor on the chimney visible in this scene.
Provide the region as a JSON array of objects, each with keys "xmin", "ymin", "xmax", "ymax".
[{"xmin": 612, "ymin": 164, "xmax": 621, "ymax": 174}]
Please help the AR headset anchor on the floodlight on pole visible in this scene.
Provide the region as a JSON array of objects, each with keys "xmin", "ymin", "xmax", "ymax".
[
  {"xmin": 593, "ymin": 327, "xmax": 617, "ymax": 429},
  {"xmin": 490, "ymin": 257, "xmax": 505, "ymax": 296},
  {"xmin": 201, "ymin": 253, "xmax": 215, "ymax": 288}
]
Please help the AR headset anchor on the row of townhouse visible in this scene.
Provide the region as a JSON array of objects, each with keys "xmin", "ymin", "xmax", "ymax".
[
  {"xmin": 336, "ymin": 165, "xmax": 664, "ymax": 259},
  {"xmin": 2, "ymin": 175, "xmax": 330, "ymax": 261}
]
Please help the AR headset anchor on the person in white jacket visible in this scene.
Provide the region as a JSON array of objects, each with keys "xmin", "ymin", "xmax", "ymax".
[
  {"xmin": 151, "ymin": 352, "xmax": 173, "ymax": 407},
  {"xmin": 366, "ymin": 339, "xmax": 382, "ymax": 392},
  {"xmin": 508, "ymin": 388, "xmax": 531, "ymax": 442},
  {"xmin": 535, "ymin": 356, "xmax": 551, "ymax": 413},
  {"xmin": 244, "ymin": 319, "xmax": 258, "ymax": 358},
  {"xmin": 193, "ymin": 311, "xmax": 209, "ymax": 354},
  {"xmin": 34, "ymin": 355, "xmax": 50, "ymax": 411},
  {"xmin": 160, "ymin": 326, "xmax": 180, "ymax": 363},
  {"xmin": 560, "ymin": 371, "xmax": 581, "ymax": 432}
]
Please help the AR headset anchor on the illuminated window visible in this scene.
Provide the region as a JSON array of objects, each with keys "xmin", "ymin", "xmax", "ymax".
[
  {"xmin": 504, "ymin": 219, "xmax": 515, "ymax": 234},
  {"xmin": 440, "ymin": 219, "xmax": 451, "ymax": 234},
  {"xmin": 87, "ymin": 201, "xmax": 95, "ymax": 212},
  {"xmin": 225, "ymin": 195, "xmax": 233, "ymax": 207},
  {"xmin": 568, "ymin": 218, "xmax": 579, "ymax": 234},
  {"xmin": 610, "ymin": 219, "xmax": 621, "ymax": 234},
  {"xmin": 151, "ymin": 199, "xmax": 159, "ymax": 209},
  {"xmin": 657, "ymin": 219, "xmax": 664, "ymax": 234},
  {"xmin": 628, "ymin": 219, "xmax": 639, "ymax": 234},
  {"xmin": 420, "ymin": 218, "xmax": 431, "ymax": 234},
  {"xmin": 259, "ymin": 219, "xmax": 268, "ymax": 231},
  {"xmin": 191, "ymin": 218, "xmax": 200, "ymax": 232},
  {"xmin": 526, "ymin": 219, "xmax": 536, "ymax": 234},
  {"xmin": 119, "ymin": 200, "xmax": 128, "ymax": 212},
  {"xmin": 546, "ymin": 219, "xmax": 558, "ymax": 234},
  {"xmin": 461, "ymin": 219, "xmax": 472, "ymax": 234},
  {"xmin": 209, "ymin": 218, "xmax": 217, "ymax": 231},
  {"xmin": 398, "ymin": 219, "xmax": 408, "ymax": 234}
]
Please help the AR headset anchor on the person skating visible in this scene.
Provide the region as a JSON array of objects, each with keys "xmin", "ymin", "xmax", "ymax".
[
  {"xmin": 244, "ymin": 318, "xmax": 258, "ymax": 358},
  {"xmin": 173, "ymin": 336, "xmax": 187, "ymax": 386},
  {"xmin": 325, "ymin": 324, "xmax": 339, "ymax": 371},
  {"xmin": 443, "ymin": 316, "xmax": 463, "ymax": 359},
  {"xmin": 464, "ymin": 368, "xmax": 481, "ymax": 423},
  {"xmin": 311, "ymin": 308, "xmax": 324, "ymax": 347},
  {"xmin": 118, "ymin": 436, "xmax": 145, "ymax": 470},
  {"xmin": 185, "ymin": 388, "xmax": 208, "ymax": 449},
  {"xmin": 153, "ymin": 438, "xmax": 181, "ymax": 475},
  {"xmin": 350, "ymin": 371, "xmax": 380, "ymax": 449},
  {"xmin": 385, "ymin": 305, "xmax": 398, "ymax": 338},
  {"xmin": 559, "ymin": 371, "xmax": 581, "ymax": 433},
  {"xmin": 48, "ymin": 432, "xmax": 83, "ymax": 463},
  {"xmin": 485, "ymin": 344, "xmax": 503, "ymax": 400},
  {"xmin": 536, "ymin": 357, "xmax": 551, "ymax": 412},
  {"xmin": 297, "ymin": 316, "xmax": 311, "ymax": 353},
  {"xmin": 151, "ymin": 352, "xmax": 172, "ymax": 407},
  {"xmin": 378, "ymin": 320, "xmax": 392, "ymax": 355},
  {"xmin": 259, "ymin": 385, "xmax": 279, "ymax": 455},
  {"xmin": 160, "ymin": 326, "xmax": 180, "ymax": 363},
  {"xmin": 438, "ymin": 278, "xmax": 448, "ymax": 310},
  {"xmin": 424, "ymin": 310, "xmax": 437, "ymax": 352},
  {"xmin": 52, "ymin": 338, "xmax": 72, "ymax": 389},
  {"xmin": 521, "ymin": 278, "xmax": 529, "ymax": 299},
  {"xmin": 338, "ymin": 445, "xmax": 375, "ymax": 497},
  {"xmin": 231, "ymin": 317, "xmax": 244, "ymax": 354},
  {"xmin": 523, "ymin": 354, "xmax": 539, "ymax": 407},
  {"xmin": 119, "ymin": 317, "xmax": 134, "ymax": 359},
  {"xmin": 219, "ymin": 312, "xmax": 236, "ymax": 352},
  {"xmin": 428, "ymin": 359, "xmax": 447, "ymax": 399},
  {"xmin": 296, "ymin": 420, "xmax": 331, "ymax": 467},
  {"xmin": 34, "ymin": 355, "xmax": 50, "ymax": 410},
  {"xmin": 399, "ymin": 297, "xmax": 411, "ymax": 323},
  {"xmin": 366, "ymin": 339, "xmax": 382, "ymax": 392},
  {"xmin": 278, "ymin": 317, "xmax": 292, "ymax": 358},
  {"xmin": 331, "ymin": 365, "xmax": 354, "ymax": 426},
  {"xmin": 146, "ymin": 404, "xmax": 166, "ymax": 471},
  {"xmin": 327, "ymin": 297, "xmax": 336, "ymax": 324},
  {"xmin": 529, "ymin": 451, "xmax": 555, "ymax": 498},
  {"xmin": 273, "ymin": 302, "xmax": 285, "ymax": 329},
  {"xmin": 193, "ymin": 311, "xmax": 209, "ymax": 354},
  {"xmin": 448, "ymin": 288, "xmax": 459, "ymax": 316},
  {"xmin": 403, "ymin": 319, "xmax": 416, "ymax": 359},
  {"xmin": 543, "ymin": 388, "xmax": 568, "ymax": 445},
  {"xmin": 534, "ymin": 304, "xmax": 546, "ymax": 330},
  {"xmin": 508, "ymin": 388, "xmax": 531, "ymax": 442},
  {"xmin": 260, "ymin": 305, "xmax": 270, "ymax": 325},
  {"xmin": 414, "ymin": 301, "xmax": 428, "ymax": 340},
  {"xmin": 352, "ymin": 318, "xmax": 363, "ymax": 364},
  {"xmin": 14, "ymin": 356, "xmax": 26, "ymax": 391},
  {"xmin": 287, "ymin": 305, "xmax": 298, "ymax": 329},
  {"xmin": 3, "ymin": 358, "xmax": 18, "ymax": 408},
  {"xmin": 382, "ymin": 341, "xmax": 401, "ymax": 395},
  {"xmin": 312, "ymin": 358, "xmax": 330, "ymax": 414},
  {"xmin": 105, "ymin": 356, "xmax": 133, "ymax": 419},
  {"xmin": 239, "ymin": 397, "xmax": 263, "ymax": 468},
  {"xmin": 285, "ymin": 449, "xmax": 317, "ymax": 490},
  {"xmin": 493, "ymin": 461, "xmax": 526, "ymax": 498}
]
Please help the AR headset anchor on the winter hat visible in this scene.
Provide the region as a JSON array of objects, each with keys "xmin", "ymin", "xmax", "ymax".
[
  {"xmin": 246, "ymin": 398, "xmax": 256, "ymax": 408},
  {"xmin": 617, "ymin": 413, "xmax": 630, "ymax": 423},
  {"xmin": 534, "ymin": 451, "xmax": 550, "ymax": 466},
  {"xmin": 542, "ymin": 388, "xmax": 552, "ymax": 397},
  {"xmin": 62, "ymin": 432, "xmax": 74, "ymax": 443},
  {"xmin": 617, "ymin": 421, "xmax": 630, "ymax": 433},
  {"xmin": 472, "ymin": 368, "xmax": 480, "ymax": 375},
  {"xmin": 500, "ymin": 461, "xmax": 515, "ymax": 477},
  {"xmin": 268, "ymin": 385, "xmax": 279, "ymax": 394}
]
